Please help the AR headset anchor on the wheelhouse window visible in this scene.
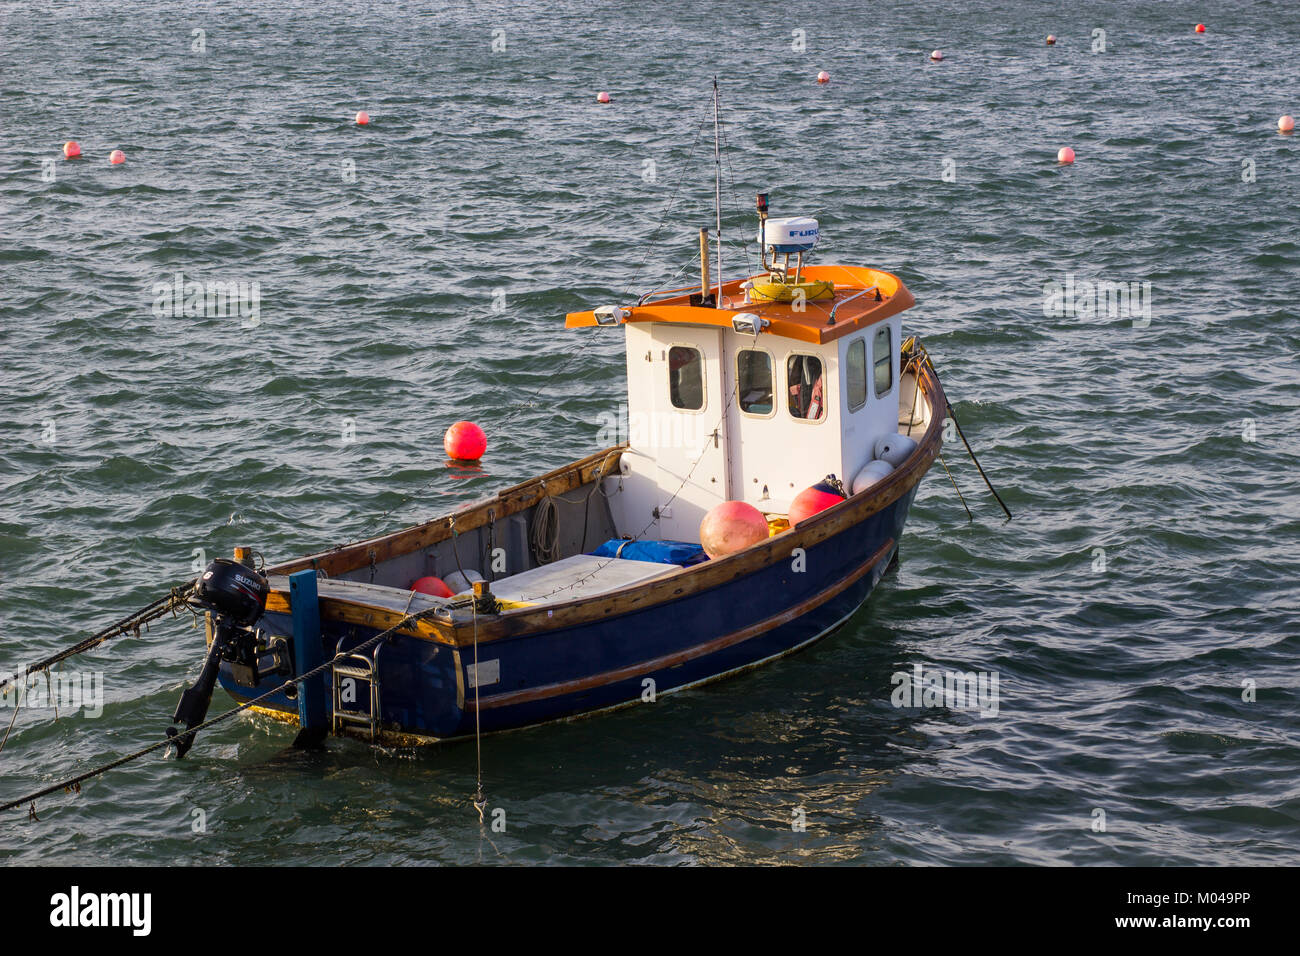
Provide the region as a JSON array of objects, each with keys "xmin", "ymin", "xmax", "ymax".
[
  {"xmin": 668, "ymin": 345, "xmax": 704, "ymax": 411},
  {"xmin": 846, "ymin": 338, "xmax": 867, "ymax": 412},
  {"xmin": 786, "ymin": 354, "xmax": 825, "ymax": 421},
  {"xmin": 873, "ymin": 326, "xmax": 892, "ymax": 397},
  {"xmin": 737, "ymin": 348, "xmax": 774, "ymax": 416}
]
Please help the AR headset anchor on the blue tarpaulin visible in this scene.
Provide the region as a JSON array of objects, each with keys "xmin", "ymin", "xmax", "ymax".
[{"xmin": 590, "ymin": 538, "xmax": 708, "ymax": 566}]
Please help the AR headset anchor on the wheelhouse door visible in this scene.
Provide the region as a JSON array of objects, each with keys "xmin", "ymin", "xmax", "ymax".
[{"xmin": 646, "ymin": 324, "xmax": 730, "ymax": 541}]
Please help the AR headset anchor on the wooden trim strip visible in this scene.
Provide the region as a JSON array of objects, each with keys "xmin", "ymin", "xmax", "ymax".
[{"xmin": 477, "ymin": 536, "xmax": 895, "ymax": 711}]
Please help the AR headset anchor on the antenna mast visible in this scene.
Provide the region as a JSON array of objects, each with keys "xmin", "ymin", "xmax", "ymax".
[{"xmin": 712, "ymin": 77, "xmax": 722, "ymax": 308}]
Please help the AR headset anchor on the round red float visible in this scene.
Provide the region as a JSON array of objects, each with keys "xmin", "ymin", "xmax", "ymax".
[
  {"xmin": 788, "ymin": 481, "xmax": 846, "ymax": 526},
  {"xmin": 444, "ymin": 420, "xmax": 487, "ymax": 461},
  {"xmin": 63, "ymin": 141, "xmax": 81, "ymax": 159},
  {"xmin": 356, "ymin": 110, "xmax": 370, "ymax": 125},
  {"xmin": 411, "ymin": 576, "xmax": 453, "ymax": 598},
  {"xmin": 108, "ymin": 149, "xmax": 125, "ymax": 165},
  {"xmin": 699, "ymin": 500, "xmax": 769, "ymax": 559}
]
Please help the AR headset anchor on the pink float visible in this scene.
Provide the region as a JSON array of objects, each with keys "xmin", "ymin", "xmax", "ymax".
[{"xmin": 699, "ymin": 501, "xmax": 769, "ymax": 559}]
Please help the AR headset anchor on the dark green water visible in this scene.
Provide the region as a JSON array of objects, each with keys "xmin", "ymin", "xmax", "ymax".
[{"xmin": 1, "ymin": 0, "xmax": 1298, "ymax": 864}]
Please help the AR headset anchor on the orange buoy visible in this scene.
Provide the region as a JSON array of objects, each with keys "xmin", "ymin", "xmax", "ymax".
[
  {"xmin": 596, "ymin": 91, "xmax": 611, "ymax": 103},
  {"xmin": 1046, "ymin": 35, "xmax": 1056, "ymax": 46},
  {"xmin": 411, "ymin": 576, "xmax": 453, "ymax": 598},
  {"xmin": 356, "ymin": 110, "xmax": 370, "ymax": 125},
  {"xmin": 1195, "ymin": 24, "xmax": 1206, "ymax": 33},
  {"xmin": 816, "ymin": 71, "xmax": 830, "ymax": 84},
  {"xmin": 1057, "ymin": 146, "xmax": 1075, "ymax": 164},
  {"xmin": 930, "ymin": 50, "xmax": 944, "ymax": 61},
  {"xmin": 699, "ymin": 501, "xmax": 769, "ymax": 559},
  {"xmin": 63, "ymin": 141, "xmax": 81, "ymax": 159},
  {"xmin": 788, "ymin": 480, "xmax": 845, "ymax": 526},
  {"xmin": 109, "ymin": 149, "xmax": 125, "ymax": 165},
  {"xmin": 444, "ymin": 420, "xmax": 487, "ymax": 461},
  {"xmin": 1280, "ymin": 115, "xmax": 1295, "ymax": 133}
]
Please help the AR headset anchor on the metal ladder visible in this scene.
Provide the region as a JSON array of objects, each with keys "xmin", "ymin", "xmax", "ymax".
[{"xmin": 331, "ymin": 643, "xmax": 383, "ymax": 741}]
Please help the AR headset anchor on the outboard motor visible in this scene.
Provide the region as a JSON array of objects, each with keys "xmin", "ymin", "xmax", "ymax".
[{"xmin": 167, "ymin": 558, "xmax": 271, "ymax": 758}]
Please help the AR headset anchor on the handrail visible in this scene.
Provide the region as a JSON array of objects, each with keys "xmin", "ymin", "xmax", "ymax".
[
  {"xmin": 826, "ymin": 285, "xmax": 879, "ymax": 325},
  {"xmin": 637, "ymin": 284, "xmax": 707, "ymax": 306}
]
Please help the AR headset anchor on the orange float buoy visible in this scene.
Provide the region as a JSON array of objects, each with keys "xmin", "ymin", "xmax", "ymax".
[
  {"xmin": 63, "ymin": 141, "xmax": 81, "ymax": 159},
  {"xmin": 411, "ymin": 576, "xmax": 453, "ymax": 598},
  {"xmin": 1057, "ymin": 146, "xmax": 1075, "ymax": 164},
  {"xmin": 355, "ymin": 110, "xmax": 370, "ymax": 125},
  {"xmin": 1195, "ymin": 23, "xmax": 1206, "ymax": 33},
  {"xmin": 444, "ymin": 420, "xmax": 487, "ymax": 461},
  {"xmin": 1280, "ymin": 115, "xmax": 1295, "ymax": 133},
  {"xmin": 1046, "ymin": 35, "xmax": 1056, "ymax": 46},
  {"xmin": 596, "ymin": 91, "xmax": 611, "ymax": 103},
  {"xmin": 699, "ymin": 501, "xmax": 769, "ymax": 559},
  {"xmin": 816, "ymin": 70, "xmax": 830, "ymax": 84},
  {"xmin": 108, "ymin": 149, "xmax": 125, "ymax": 165},
  {"xmin": 930, "ymin": 50, "xmax": 944, "ymax": 61},
  {"xmin": 788, "ymin": 480, "xmax": 846, "ymax": 526}
]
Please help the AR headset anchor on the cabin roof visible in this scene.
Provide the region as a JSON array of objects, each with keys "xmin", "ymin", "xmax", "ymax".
[{"xmin": 565, "ymin": 264, "xmax": 915, "ymax": 345}]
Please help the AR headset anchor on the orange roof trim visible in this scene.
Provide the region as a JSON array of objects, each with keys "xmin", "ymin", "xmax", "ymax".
[{"xmin": 565, "ymin": 264, "xmax": 915, "ymax": 345}]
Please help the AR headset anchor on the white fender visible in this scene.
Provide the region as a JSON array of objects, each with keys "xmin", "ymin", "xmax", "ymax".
[
  {"xmin": 851, "ymin": 459, "xmax": 895, "ymax": 495},
  {"xmin": 873, "ymin": 432, "xmax": 918, "ymax": 468}
]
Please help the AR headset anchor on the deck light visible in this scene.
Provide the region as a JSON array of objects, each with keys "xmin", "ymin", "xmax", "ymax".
[
  {"xmin": 731, "ymin": 312, "xmax": 769, "ymax": 335},
  {"xmin": 594, "ymin": 305, "xmax": 628, "ymax": 326}
]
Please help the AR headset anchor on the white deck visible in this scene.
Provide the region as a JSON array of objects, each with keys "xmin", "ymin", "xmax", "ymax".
[{"xmin": 489, "ymin": 554, "xmax": 680, "ymax": 606}]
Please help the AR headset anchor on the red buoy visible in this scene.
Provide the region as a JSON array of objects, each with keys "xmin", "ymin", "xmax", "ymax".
[
  {"xmin": 444, "ymin": 420, "xmax": 487, "ymax": 461},
  {"xmin": 356, "ymin": 110, "xmax": 370, "ymax": 125},
  {"xmin": 699, "ymin": 501, "xmax": 769, "ymax": 559},
  {"xmin": 1046, "ymin": 35, "xmax": 1056, "ymax": 46},
  {"xmin": 108, "ymin": 149, "xmax": 125, "ymax": 165},
  {"xmin": 1280, "ymin": 115, "xmax": 1295, "ymax": 134},
  {"xmin": 63, "ymin": 141, "xmax": 81, "ymax": 159},
  {"xmin": 596, "ymin": 91, "xmax": 611, "ymax": 104},
  {"xmin": 1195, "ymin": 23, "xmax": 1206, "ymax": 34},
  {"xmin": 788, "ymin": 480, "xmax": 845, "ymax": 526},
  {"xmin": 411, "ymin": 576, "xmax": 453, "ymax": 598},
  {"xmin": 816, "ymin": 71, "xmax": 830, "ymax": 84},
  {"xmin": 1057, "ymin": 146, "xmax": 1075, "ymax": 164}
]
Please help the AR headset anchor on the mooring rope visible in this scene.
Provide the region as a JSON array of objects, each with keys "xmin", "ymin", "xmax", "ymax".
[
  {"xmin": 0, "ymin": 585, "xmax": 195, "ymax": 699},
  {"xmin": 470, "ymin": 601, "xmax": 486, "ymax": 826},
  {"xmin": 905, "ymin": 338, "xmax": 1013, "ymax": 521},
  {"xmin": 0, "ymin": 606, "xmax": 437, "ymax": 816}
]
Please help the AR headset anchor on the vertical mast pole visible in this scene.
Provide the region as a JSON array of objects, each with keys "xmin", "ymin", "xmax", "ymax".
[{"xmin": 712, "ymin": 78, "xmax": 722, "ymax": 308}]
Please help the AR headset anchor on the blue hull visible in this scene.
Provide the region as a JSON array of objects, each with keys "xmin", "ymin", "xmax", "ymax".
[{"xmin": 220, "ymin": 487, "xmax": 917, "ymax": 742}]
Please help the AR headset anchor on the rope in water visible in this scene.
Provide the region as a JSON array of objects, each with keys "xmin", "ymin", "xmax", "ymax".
[{"xmin": 0, "ymin": 606, "xmax": 437, "ymax": 817}]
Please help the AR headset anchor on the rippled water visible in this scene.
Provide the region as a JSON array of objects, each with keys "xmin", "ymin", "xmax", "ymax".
[{"xmin": 1, "ymin": 0, "xmax": 1298, "ymax": 865}]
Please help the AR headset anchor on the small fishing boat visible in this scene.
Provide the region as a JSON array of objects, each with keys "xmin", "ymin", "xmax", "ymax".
[
  {"xmin": 157, "ymin": 91, "xmax": 949, "ymax": 756},
  {"xmin": 160, "ymin": 201, "xmax": 946, "ymax": 753}
]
